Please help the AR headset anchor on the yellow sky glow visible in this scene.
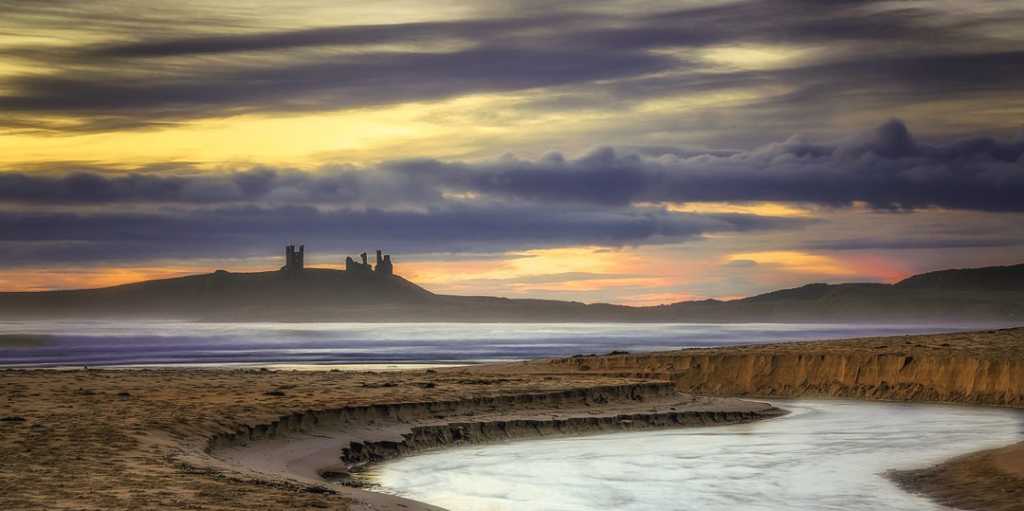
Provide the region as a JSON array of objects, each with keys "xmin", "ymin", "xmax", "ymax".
[
  {"xmin": 699, "ymin": 44, "xmax": 822, "ymax": 70},
  {"xmin": 659, "ymin": 201, "xmax": 814, "ymax": 217},
  {"xmin": 0, "ymin": 84, "xmax": 802, "ymax": 168},
  {"xmin": 0, "ymin": 98, "xmax": 506, "ymax": 167},
  {"xmin": 0, "ymin": 266, "xmax": 201, "ymax": 292},
  {"xmin": 402, "ymin": 247, "xmax": 648, "ymax": 286}
]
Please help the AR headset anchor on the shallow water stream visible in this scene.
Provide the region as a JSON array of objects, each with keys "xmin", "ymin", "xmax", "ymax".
[{"xmin": 371, "ymin": 400, "xmax": 1024, "ymax": 511}]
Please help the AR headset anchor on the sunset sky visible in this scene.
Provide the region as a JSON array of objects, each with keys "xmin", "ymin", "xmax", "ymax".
[{"xmin": 1, "ymin": 0, "xmax": 1023, "ymax": 304}]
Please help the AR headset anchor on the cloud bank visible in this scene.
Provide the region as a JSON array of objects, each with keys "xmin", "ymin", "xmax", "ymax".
[
  {"xmin": 0, "ymin": 120, "xmax": 1020, "ymax": 266},
  {"xmin": 2, "ymin": 0, "xmax": 1022, "ymax": 139},
  {"xmin": 4, "ymin": 121, "xmax": 1021, "ymax": 211}
]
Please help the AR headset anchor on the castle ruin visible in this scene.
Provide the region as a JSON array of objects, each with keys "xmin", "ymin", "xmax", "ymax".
[
  {"xmin": 282, "ymin": 244, "xmax": 394, "ymax": 275},
  {"xmin": 282, "ymin": 244, "xmax": 304, "ymax": 272},
  {"xmin": 375, "ymin": 249, "xmax": 393, "ymax": 275},
  {"xmin": 345, "ymin": 249, "xmax": 393, "ymax": 275}
]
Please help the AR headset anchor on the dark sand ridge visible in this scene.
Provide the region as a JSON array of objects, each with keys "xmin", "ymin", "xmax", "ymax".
[
  {"xmin": 207, "ymin": 384, "xmax": 781, "ymax": 495},
  {"xmin": 462, "ymin": 327, "xmax": 1024, "ymax": 510}
]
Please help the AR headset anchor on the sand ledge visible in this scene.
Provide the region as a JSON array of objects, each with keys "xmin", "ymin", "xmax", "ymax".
[
  {"xmin": 203, "ymin": 381, "xmax": 783, "ymax": 507},
  {"xmin": 5, "ymin": 368, "xmax": 734, "ymax": 510}
]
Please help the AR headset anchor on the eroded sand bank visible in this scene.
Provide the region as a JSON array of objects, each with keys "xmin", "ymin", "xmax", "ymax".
[
  {"xmin": 462, "ymin": 327, "xmax": 1024, "ymax": 510},
  {"xmin": 208, "ymin": 383, "xmax": 781, "ymax": 492},
  {"xmin": 0, "ymin": 368, "xmax": 778, "ymax": 510}
]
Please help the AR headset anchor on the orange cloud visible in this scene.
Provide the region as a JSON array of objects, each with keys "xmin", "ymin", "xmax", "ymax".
[
  {"xmin": 616, "ymin": 291, "xmax": 701, "ymax": 306},
  {"xmin": 402, "ymin": 247, "xmax": 642, "ymax": 285},
  {"xmin": 658, "ymin": 201, "xmax": 813, "ymax": 217},
  {"xmin": 398, "ymin": 246, "xmax": 682, "ymax": 298},
  {"xmin": 726, "ymin": 250, "xmax": 856, "ymax": 276},
  {"xmin": 508, "ymin": 277, "xmax": 672, "ymax": 294}
]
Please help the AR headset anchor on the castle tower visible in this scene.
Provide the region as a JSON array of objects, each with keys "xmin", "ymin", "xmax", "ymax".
[
  {"xmin": 375, "ymin": 250, "xmax": 393, "ymax": 275},
  {"xmin": 282, "ymin": 244, "xmax": 304, "ymax": 272}
]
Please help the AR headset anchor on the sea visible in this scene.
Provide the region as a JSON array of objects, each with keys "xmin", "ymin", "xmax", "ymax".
[{"xmin": 0, "ymin": 320, "xmax": 992, "ymax": 368}]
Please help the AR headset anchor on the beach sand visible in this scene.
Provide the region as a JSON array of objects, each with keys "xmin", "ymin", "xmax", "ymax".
[
  {"xmin": 0, "ymin": 368, "xmax": 776, "ymax": 510},
  {"xmin": 889, "ymin": 442, "xmax": 1024, "ymax": 511},
  {"xmin": 3, "ymin": 328, "xmax": 1023, "ymax": 510}
]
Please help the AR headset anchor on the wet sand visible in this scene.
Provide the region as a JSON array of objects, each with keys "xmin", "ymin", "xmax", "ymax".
[{"xmin": 890, "ymin": 442, "xmax": 1024, "ymax": 511}]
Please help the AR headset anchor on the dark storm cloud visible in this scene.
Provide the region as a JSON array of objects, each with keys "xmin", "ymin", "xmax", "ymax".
[
  {"xmin": 410, "ymin": 121, "xmax": 1024, "ymax": 212},
  {"xmin": 5, "ymin": 120, "xmax": 1021, "ymax": 212},
  {"xmin": 602, "ymin": 49, "xmax": 1024, "ymax": 104},
  {"xmin": 0, "ymin": 47, "xmax": 675, "ymax": 129},
  {"xmin": 0, "ymin": 204, "xmax": 804, "ymax": 266},
  {"xmin": 568, "ymin": 0, "xmax": 947, "ymax": 51},
  {"xmin": 1, "ymin": 0, "xmax": 1022, "ymax": 130},
  {"xmin": 69, "ymin": 0, "xmax": 942, "ymax": 59},
  {"xmin": 0, "ymin": 119, "xmax": 1019, "ymax": 266},
  {"xmin": 79, "ymin": 16, "xmax": 581, "ymax": 58}
]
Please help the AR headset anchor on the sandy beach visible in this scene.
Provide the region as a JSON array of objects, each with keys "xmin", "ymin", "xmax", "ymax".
[
  {"xmin": 0, "ymin": 367, "xmax": 779, "ymax": 510},
  {"xmin": 2, "ymin": 328, "xmax": 1023, "ymax": 510},
  {"xmin": 888, "ymin": 441, "xmax": 1024, "ymax": 511}
]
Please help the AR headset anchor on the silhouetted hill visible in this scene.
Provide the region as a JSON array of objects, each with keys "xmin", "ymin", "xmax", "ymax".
[
  {"xmin": 895, "ymin": 263, "xmax": 1024, "ymax": 292},
  {"xmin": 0, "ymin": 269, "xmax": 434, "ymax": 320},
  {"xmin": 0, "ymin": 263, "xmax": 1022, "ymax": 323},
  {"xmin": 663, "ymin": 264, "xmax": 1024, "ymax": 322}
]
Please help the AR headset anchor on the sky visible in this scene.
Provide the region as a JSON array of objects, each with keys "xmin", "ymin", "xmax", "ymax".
[{"xmin": 1, "ymin": 0, "xmax": 1023, "ymax": 304}]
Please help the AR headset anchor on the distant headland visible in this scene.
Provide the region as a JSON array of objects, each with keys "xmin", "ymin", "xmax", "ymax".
[{"xmin": 0, "ymin": 245, "xmax": 1022, "ymax": 323}]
